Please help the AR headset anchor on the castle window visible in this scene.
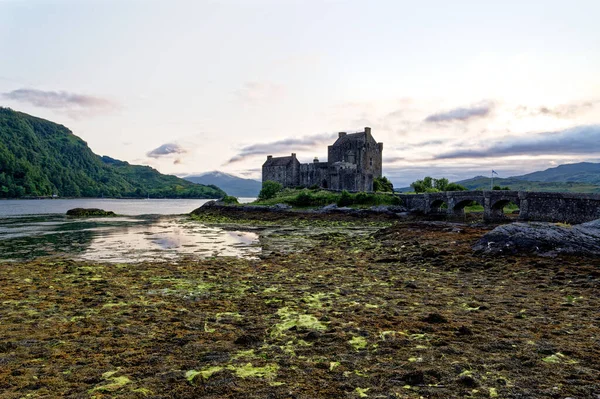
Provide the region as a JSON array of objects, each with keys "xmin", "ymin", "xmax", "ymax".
[{"xmin": 370, "ymin": 157, "xmax": 373, "ymax": 166}]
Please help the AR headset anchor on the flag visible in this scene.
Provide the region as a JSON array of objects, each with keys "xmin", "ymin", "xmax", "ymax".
[{"xmin": 492, "ymin": 170, "xmax": 498, "ymax": 176}]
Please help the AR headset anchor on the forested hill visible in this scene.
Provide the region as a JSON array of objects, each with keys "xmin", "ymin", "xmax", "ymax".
[{"xmin": 0, "ymin": 108, "xmax": 225, "ymax": 198}]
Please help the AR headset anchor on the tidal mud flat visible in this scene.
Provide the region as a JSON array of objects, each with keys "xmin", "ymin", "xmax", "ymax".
[{"xmin": 1, "ymin": 210, "xmax": 599, "ymax": 398}]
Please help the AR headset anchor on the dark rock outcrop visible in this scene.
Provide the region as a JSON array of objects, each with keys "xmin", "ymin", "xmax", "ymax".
[
  {"xmin": 66, "ymin": 208, "xmax": 116, "ymax": 217},
  {"xmin": 473, "ymin": 219, "xmax": 600, "ymax": 257}
]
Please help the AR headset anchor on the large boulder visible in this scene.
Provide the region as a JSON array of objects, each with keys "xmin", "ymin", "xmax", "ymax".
[{"xmin": 473, "ymin": 219, "xmax": 600, "ymax": 257}]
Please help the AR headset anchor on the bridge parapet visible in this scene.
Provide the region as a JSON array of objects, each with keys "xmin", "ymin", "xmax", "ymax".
[
  {"xmin": 518, "ymin": 191, "xmax": 600, "ymax": 224},
  {"xmin": 396, "ymin": 190, "xmax": 600, "ymax": 224}
]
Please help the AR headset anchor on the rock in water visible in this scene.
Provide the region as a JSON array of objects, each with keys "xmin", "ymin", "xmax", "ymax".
[
  {"xmin": 66, "ymin": 208, "xmax": 116, "ymax": 217},
  {"xmin": 473, "ymin": 220, "xmax": 600, "ymax": 257}
]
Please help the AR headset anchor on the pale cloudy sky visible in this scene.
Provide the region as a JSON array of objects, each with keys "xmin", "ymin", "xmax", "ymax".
[{"xmin": 1, "ymin": 0, "xmax": 599, "ymax": 186}]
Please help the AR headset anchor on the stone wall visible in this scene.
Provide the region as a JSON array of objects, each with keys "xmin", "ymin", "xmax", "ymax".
[
  {"xmin": 519, "ymin": 191, "xmax": 600, "ymax": 224},
  {"xmin": 398, "ymin": 191, "xmax": 600, "ymax": 224},
  {"xmin": 329, "ymin": 162, "xmax": 359, "ymax": 191},
  {"xmin": 299, "ymin": 162, "xmax": 329, "ymax": 188}
]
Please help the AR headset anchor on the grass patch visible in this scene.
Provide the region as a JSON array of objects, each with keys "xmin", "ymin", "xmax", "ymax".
[{"xmin": 253, "ymin": 188, "xmax": 401, "ymax": 208}]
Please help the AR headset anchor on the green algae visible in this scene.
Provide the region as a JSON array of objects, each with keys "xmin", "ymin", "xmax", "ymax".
[
  {"xmin": 272, "ymin": 307, "xmax": 327, "ymax": 336},
  {"xmin": 355, "ymin": 387, "xmax": 370, "ymax": 397},
  {"xmin": 101, "ymin": 301, "xmax": 128, "ymax": 309},
  {"xmin": 302, "ymin": 292, "xmax": 331, "ymax": 309},
  {"xmin": 215, "ymin": 311, "xmax": 242, "ymax": 322},
  {"xmin": 186, "ymin": 366, "xmax": 224, "ymax": 383},
  {"xmin": 186, "ymin": 363, "xmax": 278, "ymax": 384},
  {"xmin": 349, "ymin": 336, "xmax": 368, "ymax": 350},
  {"xmin": 232, "ymin": 349, "xmax": 258, "ymax": 360},
  {"xmin": 542, "ymin": 352, "xmax": 578, "ymax": 364},
  {"xmin": 101, "ymin": 369, "xmax": 121, "ymax": 379},
  {"xmin": 90, "ymin": 376, "xmax": 132, "ymax": 393},
  {"xmin": 228, "ymin": 363, "xmax": 278, "ymax": 379}
]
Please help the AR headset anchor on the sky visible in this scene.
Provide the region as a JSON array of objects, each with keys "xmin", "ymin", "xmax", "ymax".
[{"xmin": 1, "ymin": 0, "xmax": 599, "ymax": 187}]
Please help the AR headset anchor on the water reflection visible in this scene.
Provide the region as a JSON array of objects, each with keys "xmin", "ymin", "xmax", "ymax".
[
  {"xmin": 0, "ymin": 215, "xmax": 260, "ymax": 262},
  {"xmin": 0, "ymin": 215, "xmax": 380, "ymax": 263}
]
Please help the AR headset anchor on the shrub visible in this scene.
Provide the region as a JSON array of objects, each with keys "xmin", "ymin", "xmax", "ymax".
[
  {"xmin": 390, "ymin": 195, "xmax": 402, "ymax": 206},
  {"xmin": 258, "ymin": 180, "xmax": 283, "ymax": 201},
  {"xmin": 337, "ymin": 190, "xmax": 353, "ymax": 207},
  {"xmin": 373, "ymin": 176, "xmax": 394, "ymax": 192},
  {"xmin": 290, "ymin": 190, "xmax": 314, "ymax": 207},
  {"xmin": 354, "ymin": 191, "xmax": 369, "ymax": 205},
  {"xmin": 221, "ymin": 195, "xmax": 239, "ymax": 205}
]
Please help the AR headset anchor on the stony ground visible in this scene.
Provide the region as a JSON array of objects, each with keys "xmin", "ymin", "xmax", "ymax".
[{"xmin": 1, "ymin": 217, "xmax": 599, "ymax": 398}]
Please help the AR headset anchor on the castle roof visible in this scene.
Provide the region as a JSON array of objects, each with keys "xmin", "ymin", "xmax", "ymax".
[
  {"xmin": 332, "ymin": 132, "xmax": 367, "ymax": 146},
  {"xmin": 262, "ymin": 155, "xmax": 297, "ymax": 167}
]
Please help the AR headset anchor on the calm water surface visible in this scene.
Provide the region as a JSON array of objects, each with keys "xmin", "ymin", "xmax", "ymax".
[
  {"xmin": 0, "ymin": 198, "xmax": 255, "ymax": 216},
  {"xmin": 0, "ymin": 198, "xmax": 260, "ymax": 262}
]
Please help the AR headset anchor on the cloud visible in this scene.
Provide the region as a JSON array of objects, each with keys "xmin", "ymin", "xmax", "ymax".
[
  {"xmin": 424, "ymin": 102, "xmax": 493, "ymax": 123},
  {"xmin": 435, "ymin": 125, "xmax": 600, "ymax": 159},
  {"xmin": 517, "ymin": 101, "xmax": 598, "ymax": 119},
  {"xmin": 227, "ymin": 132, "xmax": 337, "ymax": 164},
  {"xmin": 235, "ymin": 81, "xmax": 285, "ymax": 104},
  {"xmin": 383, "ymin": 156, "xmax": 405, "ymax": 164},
  {"xmin": 147, "ymin": 143, "xmax": 188, "ymax": 159},
  {"xmin": 408, "ymin": 139, "xmax": 445, "ymax": 148},
  {"xmin": 2, "ymin": 88, "xmax": 116, "ymax": 117}
]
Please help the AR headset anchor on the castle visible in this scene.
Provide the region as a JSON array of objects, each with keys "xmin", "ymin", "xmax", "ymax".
[{"xmin": 262, "ymin": 127, "xmax": 383, "ymax": 192}]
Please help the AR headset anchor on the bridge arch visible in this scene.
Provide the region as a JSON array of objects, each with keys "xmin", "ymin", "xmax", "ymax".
[
  {"xmin": 489, "ymin": 197, "xmax": 520, "ymax": 219},
  {"xmin": 452, "ymin": 198, "xmax": 484, "ymax": 214},
  {"xmin": 429, "ymin": 199, "xmax": 448, "ymax": 213}
]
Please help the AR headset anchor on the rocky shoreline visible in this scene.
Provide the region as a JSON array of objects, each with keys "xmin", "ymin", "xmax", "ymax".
[{"xmin": 1, "ymin": 209, "xmax": 599, "ymax": 397}]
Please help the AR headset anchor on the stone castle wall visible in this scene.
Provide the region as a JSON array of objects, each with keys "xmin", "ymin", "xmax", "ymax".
[
  {"xmin": 299, "ymin": 161, "xmax": 329, "ymax": 188},
  {"xmin": 262, "ymin": 127, "xmax": 383, "ymax": 192}
]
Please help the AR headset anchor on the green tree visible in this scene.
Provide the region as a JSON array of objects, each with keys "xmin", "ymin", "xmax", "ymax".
[
  {"xmin": 433, "ymin": 177, "xmax": 449, "ymax": 191},
  {"xmin": 258, "ymin": 180, "xmax": 283, "ymax": 200},
  {"xmin": 410, "ymin": 177, "xmax": 435, "ymax": 193},
  {"xmin": 411, "ymin": 176, "xmax": 466, "ymax": 193}
]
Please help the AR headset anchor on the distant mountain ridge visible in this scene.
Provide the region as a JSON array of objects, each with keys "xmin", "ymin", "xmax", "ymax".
[
  {"xmin": 455, "ymin": 176, "xmax": 600, "ymax": 193},
  {"xmin": 0, "ymin": 107, "xmax": 225, "ymax": 199},
  {"xmin": 456, "ymin": 162, "xmax": 600, "ymax": 193},
  {"xmin": 396, "ymin": 162, "xmax": 600, "ymax": 193},
  {"xmin": 183, "ymin": 171, "xmax": 261, "ymax": 197},
  {"xmin": 514, "ymin": 162, "xmax": 600, "ymax": 185}
]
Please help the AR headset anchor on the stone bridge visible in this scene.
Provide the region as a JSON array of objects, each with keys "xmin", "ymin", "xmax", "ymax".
[{"xmin": 397, "ymin": 190, "xmax": 600, "ymax": 224}]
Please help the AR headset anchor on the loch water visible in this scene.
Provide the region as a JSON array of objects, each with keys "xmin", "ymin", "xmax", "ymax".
[{"xmin": 0, "ymin": 198, "xmax": 260, "ymax": 262}]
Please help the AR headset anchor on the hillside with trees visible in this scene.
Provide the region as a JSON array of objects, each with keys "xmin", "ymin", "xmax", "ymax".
[{"xmin": 0, "ymin": 107, "xmax": 225, "ymax": 198}]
